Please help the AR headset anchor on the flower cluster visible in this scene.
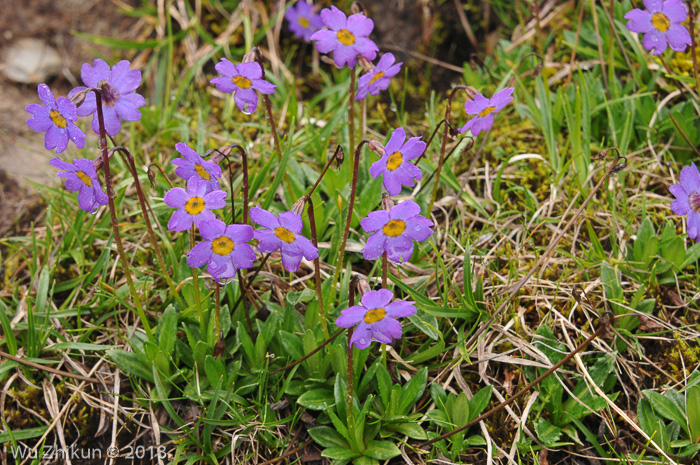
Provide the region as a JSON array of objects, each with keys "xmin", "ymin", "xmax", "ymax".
[{"xmin": 25, "ymin": 59, "xmax": 145, "ymax": 213}]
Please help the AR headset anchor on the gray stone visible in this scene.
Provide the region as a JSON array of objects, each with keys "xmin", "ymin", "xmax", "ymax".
[{"xmin": 3, "ymin": 38, "xmax": 63, "ymax": 84}]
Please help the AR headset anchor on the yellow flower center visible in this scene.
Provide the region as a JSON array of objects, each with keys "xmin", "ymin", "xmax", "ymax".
[
  {"xmin": 49, "ymin": 110, "xmax": 67, "ymax": 129},
  {"xmin": 652, "ymin": 12, "xmax": 671, "ymax": 32},
  {"xmin": 337, "ymin": 29, "xmax": 356, "ymax": 46},
  {"xmin": 185, "ymin": 197, "xmax": 205, "ymax": 215},
  {"xmin": 274, "ymin": 227, "xmax": 296, "ymax": 243},
  {"xmin": 478, "ymin": 106, "xmax": 496, "ymax": 118},
  {"xmin": 75, "ymin": 170, "xmax": 93, "ymax": 187},
  {"xmin": 212, "ymin": 236, "xmax": 234, "ymax": 255},
  {"xmin": 369, "ymin": 71, "xmax": 385, "ymax": 85},
  {"xmin": 233, "ymin": 75, "xmax": 253, "ymax": 89},
  {"xmin": 299, "ymin": 16, "xmax": 310, "ymax": 28},
  {"xmin": 382, "ymin": 219, "xmax": 406, "ymax": 237},
  {"xmin": 194, "ymin": 164, "xmax": 211, "ymax": 181},
  {"xmin": 386, "ymin": 151, "xmax": 403, "ymax": 171},
  {"xmin": 364, "ymin": 308, "xmax": 386, "ymax": 324}
]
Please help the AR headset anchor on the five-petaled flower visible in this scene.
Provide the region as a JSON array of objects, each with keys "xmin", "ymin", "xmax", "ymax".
[
  {"xmin": 356, "ymin": 53, "xmax": 402, "ymax": 101},
  {"xmin": 210, "ymin": 59, "xmax": 276, "ymax": 114},
  {"xmin": 285, "ymin": 1, "xmax": 323, "ymax": 41},
  {"xmin": 187, "ymin": 219, "xmax": 256, "ymax": 282},
  {"xmin": 164, "ymin": 177, "xmax": 227, "ymax": 231},
  {"xmin": 249, "ymin": 206, "xmax": 319, "ymax": 272},
  {"xmin": 26, "ymin": 84, "xmax": 87, "ymax": 154},
  {"xmin": 670, "ymin": 162, "xmax": 700, "ymax": 242},
  {"xmin": 68, "ymin": 59, "xmax": 146, "ymax": 137},
  {"xmin": 171, "ymin": 142, "xmax": 222, "ymax": 194},
  {"xmin": 310, "ymin": 5, "xmax": 378, "ymax": 68},
  {"xmin": 625, "ymin": 0, "xmax": 690, "ymax": 56},
  {"xmin": 361, "ymin": 200, "xmax": 434, "ymax": 263},
  {"xmin": 369, "ymin": 127, "xmax": 425, "ymax": 196},
  {"xmin": 335, "ymin": 289, "xmax": 416, "ymax": 349},
  {"xmin": 459, "ymin": 87, "xmax": 514, "ymax": 137},
  {"xmin": 50, "ymin": 157, "xmax": 109, "ymax": 213}
]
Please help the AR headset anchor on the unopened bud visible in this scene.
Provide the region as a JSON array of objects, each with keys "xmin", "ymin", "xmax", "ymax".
[
  {"xmin": 334, "ymin": 146, "xmax": 345, "ymax": 168},
  {"xmin": 358, "ymin": 56, "xmax": 374, "ymax": 73},
  {"xmin": 321, "ymin": 55, "xmax": 339, "ymax": 68},
  {"xmin": 209, "ymin": 145, "xmax": 232, "ymax": 164},
  {"xmin": 291, "ymin": 196, "xmax": 309, "ymax": 215},
  {"xmin": 70, "ymin": 90, "xmax": 87, "ymax": 107},
  {"xmin": 368, "ymin": 139, "xmax": 385, "ymax": 156},
  {"xmin": 381, "ymin": 193, "xmax": 394, "ymax": 211},
  {"xmin": 243, "ymin": 47, "xmax": 260, "ymax": 63},
  {"xmin": 350, "ymin": 2, "xmax": 362, "ymax": 14},
  {"xmin": 463, "ymin": 136, "xmax": 475, "ymax": 152},
  {"xmin": 147, "ymin": 166, "xmax": 157, "ymax": 188},
  {"xmin": 356, "ymin": 277, "xmax": 371, "ymax": 296},
  {"xmin": 463, "ymin": 86, "xmax": 479, "ymax": 100}
]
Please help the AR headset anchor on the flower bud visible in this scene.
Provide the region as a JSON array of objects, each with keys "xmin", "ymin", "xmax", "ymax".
[
  {"xmin": 356, "ymin": 277, "xmax": 372, "ymax": 297},
  {"xmin": 291, "ymin": 196, "xmax": 309, "ymax": 215},
  {"xmin": 147, "ymin": 166, "xmax": 157, "ymax": 188},
  {"xmin": 334, "ymin": 146, "xmax": 345, "ymax": 168},
  {"xmin": 463, "ymin": 86, "xmax": 479, "ymax": 100},
  {"xmin": 381, "ymin": 193, "xmax": 394, "ymax": 211},
  {"xmin": 209, "ymin": 145, "xmax": 232, "ymax": 164},
  {"xmin": 243, "ymin": 47, "xmax": 260, "ymax": 63},
  {"xmin": 358, "ymin": 56, "xmax": 374, "ymax": 73},
  {"xmin": 368, "ymin": 139, "xmax": 385, "ymax": 156},
  {"xmin": 70, "ymin": 89, "xmax": 87, "ymax": 107}
]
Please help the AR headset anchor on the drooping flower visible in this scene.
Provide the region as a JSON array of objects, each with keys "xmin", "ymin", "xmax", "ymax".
[
  {"xmin": 361, "ymin": 200, "xmax": 434, "ymax": 263},
  {"xmin": 356, "ymin": 53, "xmax": 402, "ymax": 101},
  {"xmin": 164, "ymin": 177, "xmax": 227, "ymax": 231},
  {"xmin": 670, "ymin": 162, "xmax": 700, "ymax": 242},
  {"xmin": 459, "ymin": 87, "xmax": 514, "ymax": 137},
  {"xmin": 187, "ymin": 219, "xmax": 256, "ymax": 282},
  {"xmin": 335, "ymin": 289, "xmax": 416, "ymax": 349},
  {"xmin": 50, "ymin": 157, "xmax": 108, "ymax": 213},
  {"xmin": 625, "ymin": 0, "xmax": 690, "ymax": 56},
  {"xmin": 369, "ymin": 128, "xmax": 425, "ymax": 196},
  {"xmin": 249, "ymin": 206, "xmax": 319, "ymax": 272},
  {"xmin": 68, "ymin": 59, "xmax": 146, "ymax": 137},
  {"xmin": 25, "ymin": 84, "xmax": 87, "ymax": 153},
  {"xmin": 310, "ymin": 6, "xmax": 378, "ymax": 69},
  {"xmin": 210, "ymin": 59, "xmax": 276, "ymax": 114},
  {"xmin": 171, "ymin": 142, "xmax": 222, "ymax": 193},
  {"xmin": 285, "ymin": 1, "xmax": 323, "ymax": 41}
]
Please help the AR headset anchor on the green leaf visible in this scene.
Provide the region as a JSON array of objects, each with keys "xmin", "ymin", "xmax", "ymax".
[
  {"xmin": 398, "ymin": 367, "xmax": 427, "ymax": 416},
  {"xmin": 634, "ymin": 217, "xmax": 658, "ymax": 266},
  {"xmin": 0, "ymin": 425, "xmax": 48, "ymax": 442},
  {"xmin": 307, "ymin": 426, "xmax": 350, "ymax": 449},
  {"xmin": 392, "ymin": 422, "xmax": 427, "ymax": 440},
  {"xmin": 321, "ymin": 448, "xmax": 361, "ymax": 460},
  {"xmin": 687, "ymin": 386, "xmax": 700, "ymax": 443},
  {"xmin": 468, "ymin": 385, "xmax": 493, "ymax": 421},
  {"xmin": 158, "ymin": 305, "xmax": 177, "ymax": 356},
  {"xmin": 107, "ymin": 349, "xmax": 154, "ymax": 382},
  {"xmin": 204, "ymin": 355, "xmax": 225, "ymax": 387},
  {"xmin": 645, "ymin": 390, "xmax": 688, "ymax": 434},
  {"xmin": 363, "ymin": 440, "xmax": 401, "ymax": 460},
  {"xmin": 535, "ymin": 418, "xmax": 563, "ymax": 444},
  {"xmin": 297, "ymin": 389, "xmax": 334, "ymax": 410}
]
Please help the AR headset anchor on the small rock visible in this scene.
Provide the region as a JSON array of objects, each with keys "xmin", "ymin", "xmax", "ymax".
[{"xmin": 3, "ymin": 38, "xmax": 62, "ymax": 84}]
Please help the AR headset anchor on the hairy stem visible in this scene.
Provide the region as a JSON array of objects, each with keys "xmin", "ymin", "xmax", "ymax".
[
  {"xmin": 190, "ymin": 226, "xmax": 206, "ymax": 340},
  {"xmin": 306, "ymin": 196, "xmax": 329, "ymax": 339}
]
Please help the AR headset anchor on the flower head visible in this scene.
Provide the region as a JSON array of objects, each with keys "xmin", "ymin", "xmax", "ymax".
[
  {"xmin": 356, "ymin": 53, "xmax": 402, "ymax": 100},
  {"xmin": 187, "ymin": 219, "xmax": 256, "ymax": 282},
  {"xmin": 210, "ymin": 59, "xmax": 276, "ymax": 114},
  {"xmin": 285, "ymin": 1, "xmax": 323, "ymax": 41},
  {"xmin": 50, "ymin": 157, "xmax": 108, "ymax": 213},
  {"xmin": 625, "ymin": 0, "xmax": 690, "ymax": 56},
  {"xmin": 68, "ymin": 59, "xmax": 146, "ymax": 137},
  {"xmin": 361, "ymin": 200, "xmax": 434, "ymax": 263},
  {"xmin": 335, "ymin": 289, "xmax": 416, "ymax": 349},
  {"xmin": 310, "ymin": 6, "xmax": 378, "ymax": 68},
  {"xmin": 25, "ymin": 84, "xmax": 87, "ymax": 153},
  {"xmin": 164, "ymin": 177, "xmax": 227, "ymax": 231},
  {"xmin": 249, "ymin": 206, "xmax": 319, "ymax": 272},
  {"xmin": 670, "ymin": 162, "xmax": 700, "ymax": 242},
  {"xmin": 459, "ymin": 87, "xmax": 514, "ymax": 137},
  {"xmin": 369, "ymin": 128, "xmax": 425, "ymax": 196},
  {"xmin": 171, "ymin": 142, "xmax": 222, "ymax": 193}
]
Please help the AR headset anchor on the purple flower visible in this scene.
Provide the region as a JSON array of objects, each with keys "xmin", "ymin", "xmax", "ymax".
[
  {"xmin": 25, "ymin": 84, "xmax": 87, "ymax": 154},
  {"xmin": 361, "ymin": 200, "xmax": 434, "ymax": 263},
  {"xmin": 285, "ymin": 1, "xmax": 323, "ymax": 41},
  {"xmin": 187, "ymin": 219, "xmax": 256, "ymax": 283},
  {"xmin": 459, "ymin": 87, "xmax": 514, "ymax": 137},
  {"xmin": 356, "ymin": 53, "xmax": 402, "ymax": 101},
  {"xmin": 369, "ymin": 128, "xmax": 425, "ymax": 196},
  {"xmin": 335, "ymin": 289, "xmax": 416, "ymax": 349},
  {"xmin": 50, "ymin": 157, "xmax": 108, "ymax": 213},
  {"xmin": 164, "ymin": 177, "xmax": 227, "ymax": 231},
  {"xmin": 625, "ymin": 0, "xmax": 690, "ymax": 56},
  {"xmin": 68, "ymin": 59, "xmax": 146, "ymax": 137},
  {"xmin": 210, "ymin": 59, "xmax": 276, "ymax": 114},
  {"xmin": 310, "ymin": 6, "xmax": 378, "ymax": 69},
  {"xmin": 249, "ymin": 206, "xmax": 319, "ymax": 272},
  {"xmin": 670, "ymin": 162, "xmax": 700, "ymax": 242},
  {"xmin": 171, "ymin": 142, "xmax": 222, "ymax": 193}
]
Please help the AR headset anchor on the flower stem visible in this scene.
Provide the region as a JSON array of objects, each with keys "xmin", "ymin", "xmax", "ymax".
[
  {"xmin": 690, "ymin": 2, "xmax": 700, "ymax": 92},
  {"xmin": 329, "ymin": 140, "xmax": 369, "ymax": 308},
  {"xmin": 255, "ymin": 53, "xmax": 283, "ymax": 161},
  {"xmin": 215, "ymin": 282, "xmax": 221, "ymax": 338},
  {"xmin": 308, "ymin": 145, "xmax": 344, "ymax": 198},
  {"xmin": 93, "ymin": 90, "xmax": 154, "ymax": 343},
  {"xmin": 382, "ymin": 252, "xmax": 388, "ymax": 289},
  {"xmin": 190, "ymin": 225, "xmax": 206, "ymax": 341},
  {"xmin": 112, "ymin": 147, "xmax": 185, "ymax": 309},
  {"xmin": 346, "ymin": 275, "xmax": 358, "ymax": 429},
  {"xmin": 306, "ymin": 196, "xmax": 330, "ymax": 339},
  {"xmin": 348, "ymin": 66, "xmax": 357, "ymax": 169}
]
